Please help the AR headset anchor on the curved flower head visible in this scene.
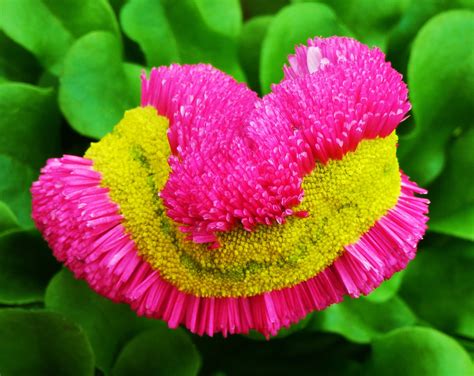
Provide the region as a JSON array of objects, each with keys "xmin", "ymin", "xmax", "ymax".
[{"xmin": 31, "ymin": 37, "xmax": 429, "ymax": 337}]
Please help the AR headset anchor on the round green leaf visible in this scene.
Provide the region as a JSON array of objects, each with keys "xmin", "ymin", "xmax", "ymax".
[
  {"xmin": 309, "ymin": 296, "xmax": 417, "ymax": 343},
  {"xmin": 365, "ymin": 270, "xmax": 405, "ymax": 303},
  {"xmin": 0, "ymin": 31, "xmax": 41, "ymax": 83},
  {"xmin": 120, "ymin": 0, "xmax": 180, "ymax": 66},
  {"xmin": 260, "ymin": 2, "xmax": 352, "ymax": 92},
  {"xmin": 297, "ymin": 0, "xmax": 408, "ymax": 50},
  {"xmin": 0, "ymin": 83, "xmax": 60, "ymax": 169},
  {"xmin": 386, "ymin": 0, "xmax": 474, "ymax": 73},
  {"xmin": 194, "ymin": 0, "xmax": 242, "ymax": 38},
  {"xmin": 400, "ymin": 239, "xmax": 474, "ymax": 338},
  {"xmin": 42, "ymin": 0, "xmax": 119, "ymax": 39},
  {"xmin": 59, "ymin": 31, "xmax": 137, "ymax": 139},
  {"xmin": 0, "ymin": 201, "xmax": 19, "ymax": 235},
  {"xmin": 369, "ymin": 327, "xmax": 474, "ymax": 376},
  {"xmin": 0, "ymin": 309, "xmax": 94, "ymax": 376},
  {"xmin": 124, "ymin": 62, "xmax": 146, "ymax": 105},
  {"xmin": 428, "ymin": 129, "xmax": 474, "ymax": 241},
  {"xmin": 399, "ymin": 10, "xmax": 474, "ymax": 185},
  {"xmin": 0, "ymin": 0, "xmax": 120, "ymax": 75},
  {"xmin": 0, "ymin": 155, "xmax": 35, "ymax": 227},
  {"xmin": 112, "ymin": 327, "xmax": 201, "ymax": 376},
  {"xmin": 238, "ymin": 15, "xmax": 273, "ymax": 93},
  {"xmin": 45, "ymin": 269, "xmax": 169, "ymax": 373},
  {"xmin": 0, "ymin": 229, "xmax": 59, "ymax": 304},
  {"xmin": 241, "ymin": 0, "xmax": 289, "ymax": 19},
  {"xmin": 0, "ymin": 0, "xmax": 73, "ymax": 74},
  {"xmin": 160, "ymin": 0, "xmax": 246, "ymax": 81}
]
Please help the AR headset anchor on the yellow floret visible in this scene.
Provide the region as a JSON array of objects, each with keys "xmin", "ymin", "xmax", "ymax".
[{"xmin": 85, "ymin": 107, "xmax": 401, "ymax": 298}]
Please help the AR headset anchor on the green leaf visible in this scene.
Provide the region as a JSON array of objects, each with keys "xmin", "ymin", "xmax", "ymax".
[
  {"xmin": 0, "ymin": 31, "xmax": 42, "ymax": 83},
  {"xmin": 428, "ymin": 129, "xmax": 474, "ymax": 241},
  {"xmin": 0, "ymin": 229, "xmax": 59, "ymax": 304},
  {"xmin": 124, "ymin": 62, "xmax": 146, "ymax": 105},
  {"xmin": 260, "ymin": 2, "xmax": 352, "ymax": 92},
  {"xmin": 42, "ymin": 0, "xmax": 119, "ymax": 39},
  {"xmin": 309, "ymin": 296, "xmax": 417, "ymax": 343},
  {"xmin": 0, "ymin": 155, "xmax": 35, "ymax": 227},
  {"xmin": 160, "ymin": 0, "xmax": 245, "ymax": 81},
  {"xmin": 0, "ymin": 309, "xmax": 94, "ymax": 376},
  {"xmin": 238, "ymin": 16, "xmax": 273, "ymax": 93},
  {"xmin": 294, "ymin": 0, "xmax": 408, "ymax": 50},
  {"xmin": 398, "ymin": 10, "xmax": 474, "ymax": 185},
  {"xmin": 122, "ymin": 0, "xmax": 244, "ymax": 79},
  {"xmin": 120, "ymin": 0, "xmax": 180, "ymax": 66},
  {"xmin": 0, "ymin": 83, "xmax": 60, "ymax": 169},
  {"xmin": 0, "ymin": 0, "xmax": 120, "ymax": 75},
  {"xmin": 0, "ymin": 0, "xmax": 73, "ymax": 74},
  {"xmin": 386, "ymin": 0, "xmax": 474, "ymax": 73},
  {"xmin": 241, "ymin": 0, "xmax": 290, "ymax": 18},
  {"xmin": 400, "ymin": 239, "xmax": 474, "ymax": 339},
  {"xmin": 194, "ymin": 0, "xmax": 242, "ymax": 38},
  {"xmin": 0, "ymin": 201, "xmax": 19, "ymax": 235},
  {"xmin": 59, "ymin": 31, "xmax": 137, "ymax": 139},
  {"xmin": 45, "ymin": 268, "xmax": 170, "ymax": 373},
  {"xmin": 246, "ymin": 312, "xmax": 314, "ymax": 341},
  {"xmin": 112, "ymin": 327, "xmax": 201, "ymax": 376},
  {"xmin": 368, "ymin": 327, "xmax": 474, "ymax": 376},
  {"xmin": 365, "ymin": 270, "xmax": 405, "ymax": 303}
]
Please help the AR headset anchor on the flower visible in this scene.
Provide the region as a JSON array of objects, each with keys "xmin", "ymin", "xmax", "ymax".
[{"xmin": 31, "ymin": 37, "xmax": 429, "ymax": 337}]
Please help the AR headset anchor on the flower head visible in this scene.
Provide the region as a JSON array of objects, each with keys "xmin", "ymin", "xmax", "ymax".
[{"xmin": 31, "ymin": 37, "xmax": 429, "ymax": 337}]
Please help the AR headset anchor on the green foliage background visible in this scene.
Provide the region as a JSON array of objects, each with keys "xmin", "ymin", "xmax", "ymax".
[{"xmin": 0, "ymin": 0, "xmax": 473, "ymax": 375}]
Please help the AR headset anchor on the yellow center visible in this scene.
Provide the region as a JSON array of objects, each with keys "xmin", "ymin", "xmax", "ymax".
[{"xmin": 85, "ymin": 107, "xmax": 401, "ymax": 298}]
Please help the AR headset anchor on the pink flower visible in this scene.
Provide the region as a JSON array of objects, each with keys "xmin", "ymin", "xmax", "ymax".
[{"xmin": 31, "ymin": 37, "xmax": 429, "ymax": 337}]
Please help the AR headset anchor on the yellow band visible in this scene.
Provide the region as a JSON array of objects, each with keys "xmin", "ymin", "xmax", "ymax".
[{"xmin": 86, "ymin": 107, "xmax": 401, "ymax": 297}]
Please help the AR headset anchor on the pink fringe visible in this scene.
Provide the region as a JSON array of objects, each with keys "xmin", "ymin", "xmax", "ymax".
[{"xmin": 32, "ymin": 156, "xmax": 428, "ymax": 337}]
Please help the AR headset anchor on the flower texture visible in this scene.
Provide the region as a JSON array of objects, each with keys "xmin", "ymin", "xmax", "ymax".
[{"xmin": 31, "ymin": 37, "xmax": 429, "ymax": 337}]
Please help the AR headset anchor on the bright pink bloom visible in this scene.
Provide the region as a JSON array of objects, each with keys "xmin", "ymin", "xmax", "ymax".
[{"xmin": 32, "ymin": 37, "xmax": 429, "ymax": 337}]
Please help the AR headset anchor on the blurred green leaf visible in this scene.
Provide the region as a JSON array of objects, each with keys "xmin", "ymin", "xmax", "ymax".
[
  {"xmin": 59, "ymin": 31, "xmax": 137, "ymax": 139},
  {"xmin": 0, "ymin": 83, "xmax": 60, "ymax": 169},
  {"xmin": 386, "ymin": 0, "xmax": 474, "ymax": 73},
  {"xmin": 0, "ymin": 155, "xmax": 35, "ymax": 227},
  {"xmin": 368, "ymin": 327, "xmax": 474, "ymax": 376},
  {"xmin": 0, "ymin": 0, "xmax": 119, "ymax": 76},
  {"xmin": 309, "ymin": 296, "xmax": 417, "ymax": 343},
  {"xmin": 293, "ymin": 0, "xmax": 408, "ymax": 50},
  {"xmin": 42, "ymin": 0, "xmax": 119, "ymax": 39},
  {"xmin": 246, "ymin": 312, "xmax": 313, "ymax": 341},
  {"xmin": 112, "ymin": 327, "xmax": 201, "ymax": 376},
  {"xmin": 428, "ymin": 129, "xmax": 474, "ymax": 241},
  {"xmin": 0, "ymin": 309, "xmax": 94, "ymax": 376},
  {"xmin": 123, "ymin": 0, "xmax": 245, "ymax": 78},
  {"xmin": 160, "ymin": 0, "xmax": 245, "ymax": 80},
  {"xmin": 260, "ymin": 2, "xmax": 351, "ymax": 92},
  {"xmin": 0, "ymin": 201, "xmax": 19, "ymax": 235},
  {"xmin": 0, "ymin": 229, "xmax": 59, "ymax": 304},
  {"xmin": 365, "ymin": 270, "xmax": 405, "ymax": 303},
  {"xmin": 124, "ymin": 62, "xmax": 146, "ymax": 105},
  {"xmin": 398, "ymin": 10, "xmax": 474, "ymax": 185},
  {"xmin": 400, "ymin": 239, "xmax": 474, "ymax": 339},
  {"xmin": 238, "ymin": 15, "xmax": 273, "ymax": 93},
  {"xmin": 195, "ymin": 0, "xmax": 242, "ymax": 38},
  {"xmin": 0, "ymin": 31, "xmax": 41, "ymax": 83},
  {"xmin": 0, "ymin": 0, "xmax": 73, "ymax": 74},
  {"xmin": 45, "ymin": 269, "xmax": 171, "ymax": 373},
  {"xmin": 241, "ymin": 0, "xmax": 290, "ymax": 19},
  {"xmin": 120, "ymin": 0, "xmax": 180, "ymax": 66}
]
